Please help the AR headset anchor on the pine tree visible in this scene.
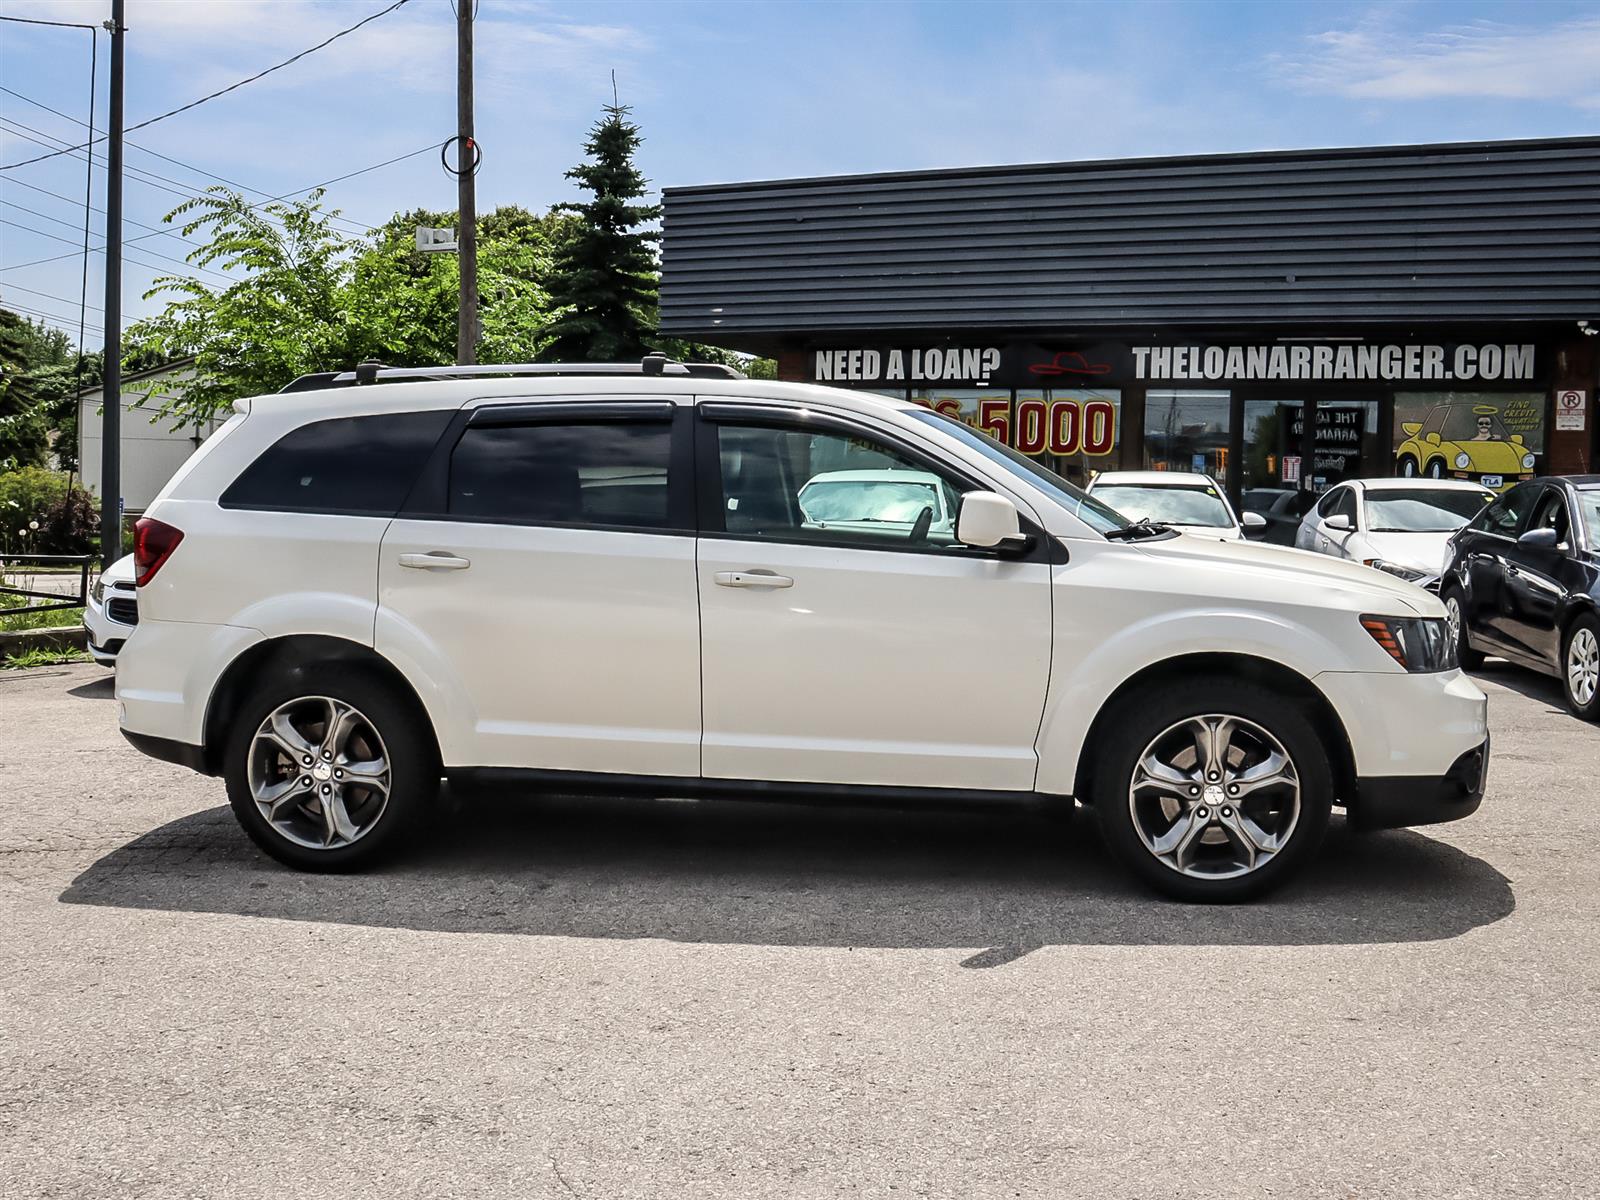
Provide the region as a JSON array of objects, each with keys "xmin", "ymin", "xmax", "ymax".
[{"xmin": 538, "ymin": 100, "xmax": 661, "ymax": 362}]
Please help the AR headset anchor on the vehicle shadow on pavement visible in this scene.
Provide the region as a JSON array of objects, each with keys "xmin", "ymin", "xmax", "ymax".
[
  {"xmin": 1470, "ymin": 661, "xmax": 1571, "ymax": 715},
  {"xmin": 60, "ymin": 789, "xmax": 1514, "ymax": 962}
]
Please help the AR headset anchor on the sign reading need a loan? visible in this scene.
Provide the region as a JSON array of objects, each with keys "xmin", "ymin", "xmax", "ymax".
[
  {"xmin": 1134, "ymin": 343, "xmax": 1536, "ymax": 383},
  {"xmin": 814, "ymin": 347, "xmax": 1002, "ymax": 383}
]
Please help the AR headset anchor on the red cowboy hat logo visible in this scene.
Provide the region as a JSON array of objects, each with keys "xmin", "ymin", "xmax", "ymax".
[{"xmin": 1028, "ymin": 350, "xmax": 1112, "ymax": 378}]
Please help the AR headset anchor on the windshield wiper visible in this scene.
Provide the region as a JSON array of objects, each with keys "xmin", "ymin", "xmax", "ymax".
[{"xmin": 1104, "ymin": 518, "xmax": 1175, "ymax": 541}]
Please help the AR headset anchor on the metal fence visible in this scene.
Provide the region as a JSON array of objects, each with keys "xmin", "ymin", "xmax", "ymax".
[{"xmin": 0, "ymin": 553, "xmax": 94, "ymax": 617}]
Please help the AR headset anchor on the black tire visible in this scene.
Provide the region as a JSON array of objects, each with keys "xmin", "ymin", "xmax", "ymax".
[
  {"xmin": 1396, "ymin": 454, "xmax": 1418, "ymax": 478},
  {"xmin": 1560, "ymin": 612, "xmax": 1600, "ymax": 721},
  {"xmin": 1091, "ymin": 677, "xmax": 1333, "ymax": 903},
  {"xmin": 1425, "ymin": 458, "xmax": 1446, "ymax": 479},
  {"xmin": 223, "ymin": 663, "xmax": 439, "ymax": 871},
  {"xmin": 1442, "ymin": 587, "xmax": 1485, "ymax": 671}
]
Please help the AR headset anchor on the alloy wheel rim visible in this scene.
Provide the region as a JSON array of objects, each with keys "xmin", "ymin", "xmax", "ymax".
[
  {"xmin": 1445, "ymin": 595, "xmax": 1463, "ymax": 647},
  {"xmin": 1127, "ymin": 713, "xmax": 1301, "ymax": 880},
  {"xmin": 247, "ymin": 696, "xmax": 391, "ymax": 849},
  {"xmin": 1569, "ymin": 628, "xmax": 1599, "ymax": 708}
]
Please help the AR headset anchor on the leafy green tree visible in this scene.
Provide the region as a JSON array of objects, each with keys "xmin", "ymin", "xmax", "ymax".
[
  {"xmin": 0, "ymin": 310, "xmax": 56, "ymax": 471},
  {"xmin": 538, "ymin": 102, "xmax": 662, "ymax": 362},
  {"xmin": 125, "ymin": 190, "xmax": 570, "ymax": 428}
]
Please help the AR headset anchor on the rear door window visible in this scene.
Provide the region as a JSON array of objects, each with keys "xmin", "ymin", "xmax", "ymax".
[
  {"xmin": 447, "ymin": 421, "xmax": 677, "ymax": 529},
  {"xmin": 221, "ymin": 411, "xmax": 453, "ymax": 516}
]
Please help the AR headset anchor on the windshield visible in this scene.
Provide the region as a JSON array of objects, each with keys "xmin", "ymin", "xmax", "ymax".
[
  {"xmin": 909, "ymin": 409, "xmax": 1129, "ymax": 533},
  {"xmin": 1092, "ymin": 484, "xmax": 1234, "ymax": 528},
  {"xmin": 799, "ymin": 478, "xmax": 941, "ymax": 524},
  {"xmin": 1365, "ymin": 488, "xmax": 1493, "ymax": 532}
]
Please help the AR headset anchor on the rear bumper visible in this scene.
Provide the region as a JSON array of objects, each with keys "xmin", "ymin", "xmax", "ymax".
[{"xmin": 1351, "ymin": 739, "xmax": 1489, "ymax": 830}]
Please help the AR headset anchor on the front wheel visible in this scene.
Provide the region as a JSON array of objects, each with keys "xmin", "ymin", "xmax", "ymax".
[
  {"xmin": 1563, "ymin": 614, "xmax": 1600, "ymax": 721},
  {"xmin": 1425, "ymin": 458, "xmax": 1446, "ymax": 479},
  {"xmin": 1443, "ymin": 589, "xmax": 1485, "ymax": 671},
  {"xmin": 1092, "ymin": 678, "xmax": 1333, "ymax": 902},
  {"xmin": 223, "ymin": 665, "xmax": 439, "ymax": 871}
]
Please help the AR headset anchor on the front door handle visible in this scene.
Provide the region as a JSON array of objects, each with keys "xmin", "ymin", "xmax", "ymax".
[
  {"xmin": 714, "ymin": 570, "xmax": 793, "ymax": 589},
  {"xmin": 399, "ymin": 552, "xmax": 471, "ymax": 571}
]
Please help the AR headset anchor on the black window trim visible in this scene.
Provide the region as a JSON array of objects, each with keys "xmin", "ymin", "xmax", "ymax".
[
  {"xmin": 399, "ymin": 401, "xmax": 696, "ymax": 534},
  {"xmin": 695, "ymin": 401, "xmax": 1051, "ymax": 562}
]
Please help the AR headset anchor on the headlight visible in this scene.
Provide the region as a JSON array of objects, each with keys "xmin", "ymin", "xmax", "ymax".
[
  {"xmin": 1454, "ymin": 452, "xmax": 1472, "ymax": 469},
  {"xmin": 90, "ymin": 577, "xmax": 106, "ymax": 605},
  {"xmin": 1368, "ymin": 559, "xmax": 1429, "ymax": 583},
  {"xmin": 1521, "ymin": 453, "xmax": 1535, "ymax": 470},
  {"xmin": 1360, "ymin": 615, "xmax": 1457, "ymax": 673}
]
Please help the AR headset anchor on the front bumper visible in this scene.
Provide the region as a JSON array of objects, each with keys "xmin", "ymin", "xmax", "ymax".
[
  {"xmin": 1351, "ymin": 739, "xmax": 1489, "ymax": 830},
  {"xmin": 84, "ymin": 596, "xmax": 135, "ymax": 666}
]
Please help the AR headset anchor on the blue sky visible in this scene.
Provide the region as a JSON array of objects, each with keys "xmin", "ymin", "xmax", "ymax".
[{"xmin": 2, "ymin": 0, "xmax": 1597, "ymax": 341}]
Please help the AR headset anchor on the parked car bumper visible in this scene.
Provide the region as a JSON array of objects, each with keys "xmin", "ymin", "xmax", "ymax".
[{"xmin": 84, "ymin": 595, "xmax": 136, "ymax": 666}]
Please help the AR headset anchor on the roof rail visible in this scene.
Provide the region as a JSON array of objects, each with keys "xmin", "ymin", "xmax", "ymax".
[{"xmin": 278, "ymin": 354, "xmax": 745, "ymax": 393}]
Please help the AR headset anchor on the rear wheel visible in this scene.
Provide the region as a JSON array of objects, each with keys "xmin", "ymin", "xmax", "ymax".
[
  {"xmin": 1425, "ymin": 458, "xmax": 1446, "ymax": 479},
  {"xmin": 1397, "ymin": 454, "xmax": 1418, "ymax": 478},
  {"xmin": 1562, "ymin": 614, "xmax": 1600, "ymax": 721},
  {"xmin": 1092, "ymin": 678, "xmax": 1332, "ymax": 903},
  {"xmin": 1443, "ymin": 589, "xmax": 1485, "ymax": 671},
  {"xmin": 223, "ymin": 665, "xmax": 438, "ymax": 871}
]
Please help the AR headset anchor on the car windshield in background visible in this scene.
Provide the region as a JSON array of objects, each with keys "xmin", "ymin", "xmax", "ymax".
[
  {"xmin": 1578, "ymin": 492, "xmax": 1600, "ymax": 548},
  {"xmin": 800, "ymin": 479, "xmax": 939, "ymax": 524},
  {"xmin": 1366, "ymin": 489, "xmax": 1494, "ymax": 532},
  {"xmin": 1092, "ymin": 484, "xmax": 1234, "ymax": 528},
  {"xmin": 909, "ymin": 410, "xmax": 1129, "ymax": 534}
]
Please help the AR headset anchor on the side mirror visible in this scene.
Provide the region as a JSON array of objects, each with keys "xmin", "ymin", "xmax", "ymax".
[
  {"xmin": 1324, "ymin": 513, "xmax": 1354, "ymax": 532},
  {"xmin": 1425, "ymin": 432, "xmax": 1442, "ymax": 445},
  {"xmin": 1241, "ymin": 511, "xmax": 1268, "ymax": 533},
  {"xmin": 956, "ymin": 491, "xmax": 1023, "ymax": 548},
  {"xmin": 1511, "ymin": 433, "xmax": 1525, "ymax": 445},
  {"xmin": 1518, "ymin": 527, "xmax": 1559, "ymax": 550},
  {"xmin": 1401, "ymin": 422, "xmax": 1422, "ymax": 437}
]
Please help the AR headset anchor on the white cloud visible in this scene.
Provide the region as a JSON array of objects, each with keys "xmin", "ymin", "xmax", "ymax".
[{"xmin": 1273, "ymin": 12, "xmax": 1600, "ymax": 109}]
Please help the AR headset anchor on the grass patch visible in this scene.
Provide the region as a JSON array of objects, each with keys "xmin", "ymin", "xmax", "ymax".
[
  {"xmin": 2, "ymin": 646, "xmax": 92, "ymax": 670},
  {"xmin": 0, "ymin": 606, "xmax": 85, "ymax": 633}
]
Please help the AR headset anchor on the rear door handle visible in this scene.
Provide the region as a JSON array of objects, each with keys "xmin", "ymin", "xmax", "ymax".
[
  {"xmin": 714, "ymin": 570, "xmax": 793, "ymax": 589},
  {"xmin": 399, "ymin": 552, "xmax": 471, "ymax": 571}
]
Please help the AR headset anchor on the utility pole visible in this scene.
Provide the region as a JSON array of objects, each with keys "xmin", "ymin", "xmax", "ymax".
[
  {"xmin": 455, "ymin": 0, "xmax": 477, "ymax": 365},
  {"xmin": 99, "ymin": 0, "xmax": 125, "ymax": 569}
]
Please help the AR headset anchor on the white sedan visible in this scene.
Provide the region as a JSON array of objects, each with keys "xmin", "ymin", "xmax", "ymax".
[
  {"xmin": 1086, "ymin": 470, "xmax": 1265, "ymax": 540},
  {"xmin": 85, "ymin": 553, "xmax": 138, "ymax": 666},
  {"xmin": 1294, "ymin": 478, "xmax": 1495, "ymax": 589}
]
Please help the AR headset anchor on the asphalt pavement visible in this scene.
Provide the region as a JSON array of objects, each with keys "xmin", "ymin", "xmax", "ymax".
[{"xmin": 1, "ymin": 660, "xmax": 1596, "ymax": 1198}]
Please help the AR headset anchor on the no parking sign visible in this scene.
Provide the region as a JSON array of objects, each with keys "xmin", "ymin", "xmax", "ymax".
[{"xmin": 1555, "ymin": 389, "xmax": 1587, "ymax": 432}]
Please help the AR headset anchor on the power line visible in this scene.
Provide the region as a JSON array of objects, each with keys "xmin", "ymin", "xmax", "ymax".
[
  {"xmin": 0, "ymin": 14, "xmax": 98, "ymax": 30},
  {"xmin": 0, "ymin": 213, "xmax": 235, "ymax": 284},
  {"xmin": 2, "ymin": 301, "xmax": 105, "ymax": 336},
  {"xmin": 0, "ymin": 86, "xmax": 379, "ymax": 235},
  {"xmin": 0, "ymin": 281, "xmax": 104, "ymax": 313},
  {"xmin": 0, "ymin": 0, "xmax": 414, "ymax": 171},
  {"xmin": 0, "ymin": 139, "xmax": 442, "ymax": 276},
  {"xmin": 1, "ymin": 176, "xmax": 201, "ymax": 252}
]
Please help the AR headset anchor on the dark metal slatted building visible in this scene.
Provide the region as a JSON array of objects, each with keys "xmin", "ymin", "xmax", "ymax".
[{"xmin": 660, "ymin": 137, "xmax": 1600, "ymax": 504}]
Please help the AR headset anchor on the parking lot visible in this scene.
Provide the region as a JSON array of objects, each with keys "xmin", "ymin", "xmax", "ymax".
[{"xmin": 1, "ymin": 659, "xmax": 1596, "ymax": 1199}]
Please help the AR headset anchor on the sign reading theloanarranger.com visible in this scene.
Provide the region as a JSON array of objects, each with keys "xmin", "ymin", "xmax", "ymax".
[
  {"xmin": 810, "ymin": 342, "xmax": 1537, "ymax": 386},
  {"xmin": 1133, "ymin": 343, "xmax": 1535, "ymax": 384}
]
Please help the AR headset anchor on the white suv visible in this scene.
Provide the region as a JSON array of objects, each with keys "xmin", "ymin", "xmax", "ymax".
[{"xmin": 117, "ymin": 358, "xmax": 1489, "ymax": 902}]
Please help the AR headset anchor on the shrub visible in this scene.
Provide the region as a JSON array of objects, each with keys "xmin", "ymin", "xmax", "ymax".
[{"xmin": 0, "ymin": 466, "xmax": 99, "ymax": 555}]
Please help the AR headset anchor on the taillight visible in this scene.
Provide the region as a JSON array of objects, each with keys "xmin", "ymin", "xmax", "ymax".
[{"xmin": 133, "ymin": 518, "xmax": 184, "ymax": 586}]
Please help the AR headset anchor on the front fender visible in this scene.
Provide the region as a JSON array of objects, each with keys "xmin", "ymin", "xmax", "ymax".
[{"xmin": 1035, "ymin": 605, "xmax": 1357, "ymax": 796}]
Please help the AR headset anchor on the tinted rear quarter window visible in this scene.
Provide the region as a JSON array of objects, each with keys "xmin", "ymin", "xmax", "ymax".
[{"xmin": 222, "ymin": 411, "xmax": 452, "ymax": 515}]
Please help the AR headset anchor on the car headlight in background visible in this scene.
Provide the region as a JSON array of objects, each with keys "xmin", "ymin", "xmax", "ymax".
[
  {"xmin": 1360, "ymin": 615, "xmax": 1457, "ymax": 672},
  {"xmin": 1366, "ymin": 559, "xmax": 1430, "ymax": 583},
  {"xmin": 1522, "ymin": 453, "xmax": 1536, "ymax": 470},
  {"xmin": 1454, "ymin": 452, "xmax": 1472, "ymax": 469},
  {"xmin": 90, "ymin": 577, "xmax": 105, "ymax": 605}
]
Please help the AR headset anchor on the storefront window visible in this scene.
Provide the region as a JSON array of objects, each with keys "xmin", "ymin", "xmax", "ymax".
[
  {"xmin": 1144, "ymin": 390, "xmax": 1231, "ymax": 488},
  {"xmin": 1014, "ymin": 388, "xmax": 1121, "ymax": 487},
  {"xmin": 910, "ymin": 388, "xmax": 1003, "ymax": 438},
  {"xmin": 1393, "ymin": 392, "xmax": 1544, "ymax": 487}
]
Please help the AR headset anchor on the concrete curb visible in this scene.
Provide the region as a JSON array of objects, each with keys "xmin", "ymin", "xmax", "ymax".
[{"xmin": 0, "ymin": 625, "xmax": 89, "ymax": 656}]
